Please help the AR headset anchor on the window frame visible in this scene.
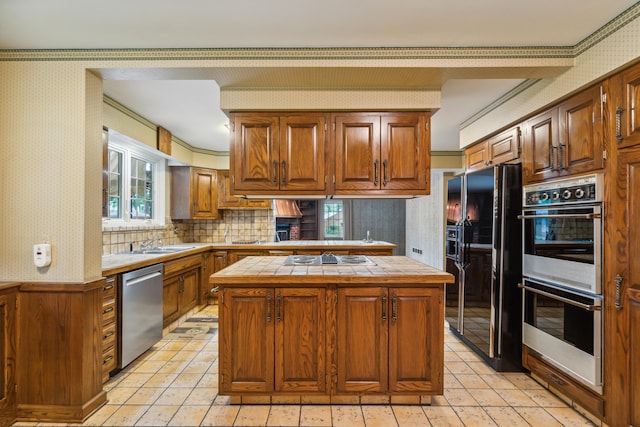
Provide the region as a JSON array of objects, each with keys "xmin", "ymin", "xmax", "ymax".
[{"xmin": 102, "ymin": 130, "xmax": 166, "ymax": 228}]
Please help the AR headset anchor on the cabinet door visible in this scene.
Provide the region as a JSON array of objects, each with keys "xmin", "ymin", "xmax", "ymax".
[
  {"xmin": 191, "ymin": 168, "xmax": 219, "ymax": 219},
  {"xmin": 629, "ymin": 289, "xmax": 640, "ymax": 427},
  {"xmin": 465, "ymin": 141, "xmax": 489, "ymax": 172},
  {"xmin": 380, "ymin": 113, "xmax": 429, "ymax": 191},
  {"xmin": 522, "ymin": 108, "xmax": 559, "ymax": 183},
  {"xmin": 0, "ymin": 292, "xmax": 16, "ymax": 426},
  {"xmin": 558, "ymin": 85, "xmax": 603, "ymax": 175},
  {"xmin": 489, "ymin": 126, "xmax": 520, "ymax": 166},
  {"xmin": 163, "ymin": 275, "xmax": 181, "ymax": 327},
  {"xmin": 201, "ymin": 251, "xmax": 214, "ymax": 304},
  {"xmin": 606, "ymin": 147, "xmax": 640, "ymax": 426},
  {"xmin": 180, "ymin": 269, "xmax": 199, "ymax": 314},
  {"xmin": 231, "ymin": 114, "xmax": 279, "ymax": 191},
  {"xmin": 336, "ymin": 287, "xmax": 388, "ymax": 393},
  {"xmin": 334, "ymin": 114, "xmax": 381, "ymax": 191},
  {"xmin": 274, "ymin": 288, "xmax": 326, "ymax": 392},
  {"xmin": 389, "ymin": 287, "xmax": 443, "ymax": 393},
  {"xmin": 612, "ymin": 62, "xmax": 640, "ymax": 149},
  {"xmin": 227, "ymin": 250, "xmax": 265, "ymax": 265},
  {"xmin": 217, "ymin": 169, "xmax": 243, "ymax": 208},
  {"xmin": 220, "ymin": 288, "xmax": 274, "ymax": 393},
  {"xmin": 279, "ymin": 114, "xmax": 327, "ymax": 192}
]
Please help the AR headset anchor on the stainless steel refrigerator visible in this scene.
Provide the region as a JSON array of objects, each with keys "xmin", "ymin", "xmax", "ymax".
[{"xmin": 445, "ymin": 164, "xmax": 522, "ymax": 371}]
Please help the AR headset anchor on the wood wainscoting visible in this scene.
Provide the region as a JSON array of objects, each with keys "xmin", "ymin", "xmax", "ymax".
[{"xmin": 15, "ymin": 279, "xmax": 107, "ymax": 423}]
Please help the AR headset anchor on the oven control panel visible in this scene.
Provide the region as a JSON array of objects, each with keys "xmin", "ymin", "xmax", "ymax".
[{"xmin": 523, "ymin": 174, "xmax": 602, "ymax": 207}]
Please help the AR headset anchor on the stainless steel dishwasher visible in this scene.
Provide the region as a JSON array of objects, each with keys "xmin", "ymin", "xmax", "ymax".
[{"xmin": 119, "ymin": 263, "xmax": 164, "ymax": 369}]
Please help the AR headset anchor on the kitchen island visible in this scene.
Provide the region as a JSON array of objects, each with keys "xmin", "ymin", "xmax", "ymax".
[{"xmin": 210, "ymin": 255, "xmax": 454, "ymax": 403}]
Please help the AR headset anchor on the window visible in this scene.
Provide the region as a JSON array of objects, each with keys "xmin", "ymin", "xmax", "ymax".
[
  {"xmin": 323, "ymin": 200, "xmax": 345, "ymax": 239},
  {"xmin": 103, "ymin": 129, "xmax": 165, "ymax": 225}
]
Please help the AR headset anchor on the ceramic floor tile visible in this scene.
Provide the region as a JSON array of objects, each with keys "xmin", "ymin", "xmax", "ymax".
[
  {"xmin": 484, "ymin": 407, "xmax": 531, "ymax": 427},
  {"xmin": 266, "ymin": 405, "xmax": 301, "ymax": 426},
  {"xmin": 171, "ymin": 350, "xmax": 200, "ymax": 362},
  {"xmin": 392, "ymin": 405, "xmax": 429, "ymax": 427},
  {"xmin": 184, "ymin": 387, "xmax": 217, "ymax": 405},
  {"xmin": 423, "ymin": 406, "xmax": 464, "ymax": 426},
  {"xmin": 195, "ymin": 373, "xmax": 218, "ymax": 388},
  {"xmin": 157, "ymin": 360, "xmax": 191, "ymax": 374},
  {"xmin": 443, "ymin": 388, "xmax": 479, "ymax": 406},
  {"xmin": 182, "ymin": 361, "xmax": 213, "ymax": 374},
  {"xmin": 445, "ymin": 361, "xmax": 475, "ymax": 374},
  {"xmin": 134, "ymin": 404, "xmax": 179, "ymax": 426},
  {"xmin": 522, "ymin": 388, "xmax": 570, "ymax": 408},
  {"xmin": 233, "ymin": 405, "xmax": 271, "ymax": 426},
  {"xmin": 117, "ymin": 373, "xmax": 155, "ymax": 388},
  {"xmin": 154, "ymin": 387, "xmax": 193, "ymax": 406},
  {"xmin": 79, "ymin": 404, "xmax": 120, "ymax": 426},
  {"xmin": 144, "ymin": 373, "xmax": 179, "ymax": 388},
  {"xmin": 107, "ymin": 387, "xmax": 140, "ymax": 404},
  {"xmin": 466, "ymin": 388, "xmax": 509, "ymax": 407},
  {"xmin": 169, "ymin": 372, "xmax": 204, "ymax": 388},
  {"xmin": 453, "ymin": 373, "xmax": 490, "ymax": 389},
  {"xmin": 103, "ymin": 404, "xmax": 149, "ymax": 426},
  {"xmin": 466, "ymin": 360, "xmax": 498, "ymax": 375},
  {"xmin": 443, "ymin": 373, "xmax": 464, "ymax": 389},
  {"xmin": 125, "ymin": 387, "xmax": 165, "ymax": 405},
  {"xmin": 453, "ymin": 406, "xmax": 497, "ymax": 427},
  {"xmin": 502, "ymin": 372, "xmax": 545, "ymax": 390},
  {"xmin": 361, "ymin": 405, "xmax": 398, "ymax": 427},
  {"xmin": 331, "ymin": 405, "xmax": 365, "ymax": 427},
  {"xmin": 148, "ymin": 350, "xmax": 179, "ymax": 362},
  {"xmin": 544, "ymin": 407, "xmax": 597, "ymax": 426},
  {"xmin": 494, "ymin": 388, "xmax": 539, "ymax": 407},
  {"xmin": 200, "ymin": 404, "xmax": 240, "ymax": 426},
  {"xmin": 481, "ymin": 374, "xmax": 518, "ymax": 390},
  {"xmin": 299, "ymin": 405, "xmax": 332, "ymax": 427},
  {"xmin": 512, "ymin": 407, "xmax": 564, "ymax": 427},
  {"xmin": 166, "ymin": 405, "xmax": 209, "ymax": 426}
]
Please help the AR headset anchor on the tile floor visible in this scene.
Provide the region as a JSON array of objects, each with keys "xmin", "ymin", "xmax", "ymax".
[{"xmin": 15, "ymin": 305, "xmax": 598, "ymax": 427}]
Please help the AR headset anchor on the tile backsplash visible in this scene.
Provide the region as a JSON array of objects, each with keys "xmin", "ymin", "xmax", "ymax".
[{"xmin": 102, "ymin": 209, "xmax": 275, "ymax": 255}]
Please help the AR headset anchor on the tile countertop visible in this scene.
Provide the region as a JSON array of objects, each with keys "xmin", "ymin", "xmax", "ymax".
[
  {"xmin": 210, "ymin": 255, "xmax": 455, "ymax": 286},
  {"xmin": 102, "ymin": 240, "xmax": 397, "ymax": 276}
]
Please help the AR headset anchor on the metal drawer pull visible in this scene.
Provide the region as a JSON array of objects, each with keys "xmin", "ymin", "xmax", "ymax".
[
  {"xmin": 373, "ymin": 160, "xmax": 379, "ymax": 186},
  {"xmin": 103, "ymin": 331, "xmax": 114, "ymax": 340},
  {"xmin": 518, "ymin": 283, "xmax": 600, "ymax": 311},
  {"xmin": 382, "ymin": 159, "xmax": 389, "ymax": 186},
  {"xmin": 267, "ymin": 293, "xmax": 272, "ymax": 322},
  {"xmin": 281, "ymin": 160, "xmax": 286, "ymax": 186},
  {"xmin": 102, "ymin": 306, "xmax": 114, "ymax": 314},
  {"xmin": 616, "ymin": 107, "xmax": 624, "ymax": 142},
  {"xmin": 381, "ymin": 294, "xmax": 387, "ymax": 322},
  {"xmin": 391, "ymin": 294, "xmax": 397, "ymax": 322},
  {"xmin": 276, "ymin": 294, "xmax": 282, "ymax": 321},
  {"xmin": 103, "ymin": 355, "xmax": 113, "ymax": 365},
  {"xmin": 272, "ymin": 160, "xmax": 278, "ymax": 186},
  {"xmin": 615, "ymin": 274, "xmax": 623, "ymax": 311},
  {"xmin": 103, "ymin": 284, "xmax": 114, "ymax": 291}
]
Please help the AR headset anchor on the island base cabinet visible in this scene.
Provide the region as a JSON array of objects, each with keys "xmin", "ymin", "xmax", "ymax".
[
  {"xmin": 220, "ymin": 287, "xmax": 326, "ymax": 394},
  {"xmin": 336, "ymin": 287, "xmax": 443, "ymax": 395},
  {"xmin": 389, "ymin": 288, "xmax": 443, "ymax": 394}
]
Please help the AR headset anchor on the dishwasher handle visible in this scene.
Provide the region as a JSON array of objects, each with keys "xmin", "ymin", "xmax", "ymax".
[{"xmin": 125, "ymin": 271, "xmax": 163, "ymax": 287}]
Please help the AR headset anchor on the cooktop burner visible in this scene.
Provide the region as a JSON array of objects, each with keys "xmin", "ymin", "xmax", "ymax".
[{"xmin": 283, "ymin": 253, "xmax": 375, "ymax": 266}]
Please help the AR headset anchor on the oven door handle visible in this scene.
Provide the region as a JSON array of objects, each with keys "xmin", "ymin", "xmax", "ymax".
[
  {"xmin": 517, "ymin": 213, "xmax": 601, "ymax": 220},
  {"xmin": 518, "ymin": 283, "xmax": 601, "ymax": 311}
]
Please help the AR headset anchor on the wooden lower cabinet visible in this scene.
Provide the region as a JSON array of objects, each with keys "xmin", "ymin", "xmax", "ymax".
[
  {"xmin": 0, "ymin": 290, "xmax": 16, "ymax": 427},
  {"xmin": 219, "ymin": 284, "xmax": 443, "ymax": 397},
  {"xmin": 163, "ymin": 255, "xmax": 201, "ymax": 327},
  {"xmin": 629, "ymin": 289, "xmax": 640, "ymax": 426},
  {"xmin": 336, "ymin": 287, "xmax": 443, "ymax": 394},
  {"xmin": 220, "ymin": 287, "xmax": 326, "ymax": 394}
]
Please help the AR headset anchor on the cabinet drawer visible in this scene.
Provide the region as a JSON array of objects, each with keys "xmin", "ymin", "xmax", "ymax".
[
  {"xmin": 164, "ymin": 254, "xmax": 202, "ymax": 277},
  {"xmin": 102, "ymin": 298, "xmax": 116, "ymax": 324},
  {"xmin": 102, "ymin": 321, "xmax": 116, "ymax": 348},
  {"xmin": 103, "ymin": 276, "xmax": 117, "ymax": 298},
  {"xmin": 102, "ymin": 345, "xmax": 117, "ymax": 380}
]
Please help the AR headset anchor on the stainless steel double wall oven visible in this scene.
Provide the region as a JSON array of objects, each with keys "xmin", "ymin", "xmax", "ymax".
[{"xmin": 519, "ymin": 174, "xmax": 603, "ymax": 393}]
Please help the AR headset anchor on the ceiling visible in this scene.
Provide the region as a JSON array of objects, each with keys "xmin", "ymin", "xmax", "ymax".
[{"xmin": 1, "ymin": 0, "xmax": 637, "ymax": 153}]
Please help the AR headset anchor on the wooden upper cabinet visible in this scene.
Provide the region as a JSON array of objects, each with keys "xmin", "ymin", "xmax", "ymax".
[
  {"xmin": 334, "ymin": 112, "xmax": 430, "ymax": 195},
  {"xmin": 230, "ymin": 113, "xmax": 327, "ymax": 195},
  {"xmin": 557, "ymin": 85, "xmax": 604, "ymax": 176},
  {"xmin": 217, "ymin": 170, "xmax": 270, "ymax": 209},
  {"xmin": 611, "ymin": 61, "xmax": 640, "ymax": 149},
  {"xmin": 170, "ymin": 166, "xmax": 220, "ymax": 220},
  {"xmin": 466, "ymin": 126, "xmax": 521, "ymax": 172},
  {"xmin": 522, "ymin": 85, "xmax": 603, "ymax": 184}
]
